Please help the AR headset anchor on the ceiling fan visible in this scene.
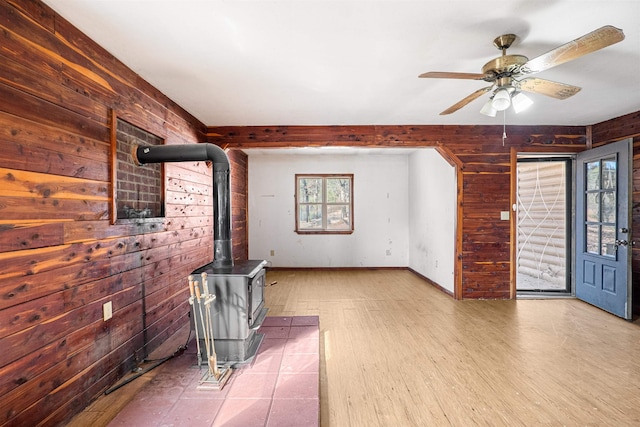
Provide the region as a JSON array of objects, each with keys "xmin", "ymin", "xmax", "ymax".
[{"xmin": 419, "ymin": 25, "xmax": 625, "ymax": 116}]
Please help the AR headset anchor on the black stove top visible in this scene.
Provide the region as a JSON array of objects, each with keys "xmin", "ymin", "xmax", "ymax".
[{"xmin": 193, "ymin": 259, "xmax": 267, "ymax": 277}]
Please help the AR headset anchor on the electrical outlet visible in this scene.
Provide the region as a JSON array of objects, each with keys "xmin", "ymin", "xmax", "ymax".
[
  {"xmin": 270, "ymin": 249, "xmax": 275, "ymax": 256},
  {"xmin": 386, "ymin": 249, "xmax": 391, "ymax": 256},
  {"xmin": 103, "ymin": 301, "xmax": 113, "ymax": 321}
]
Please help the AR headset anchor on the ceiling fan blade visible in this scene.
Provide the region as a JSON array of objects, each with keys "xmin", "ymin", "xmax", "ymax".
[
  {"xmin": 419, "ymin": 71, "xmax": 489, "ymax": 80},
  {"xmin": 517, "ymin": 77, "xmax": 581, "ymax": 99},
  {"xmin": 440, "ymin": 86, "xmax": 494, "ymax": 115},
  {"xmin": 521, "ymin": 25, "xmax": 624, "ymax": 75}
]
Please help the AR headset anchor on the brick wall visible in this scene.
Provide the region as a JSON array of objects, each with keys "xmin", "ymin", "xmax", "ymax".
[{"xmin": 116, "ymin": 119, "xmax": 163, "ymax": 219}]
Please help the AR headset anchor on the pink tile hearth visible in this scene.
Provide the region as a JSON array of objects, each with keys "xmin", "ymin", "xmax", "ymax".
[{"xmin": 108, "ymin": 316, "xmax": 320, "ymax": 427}]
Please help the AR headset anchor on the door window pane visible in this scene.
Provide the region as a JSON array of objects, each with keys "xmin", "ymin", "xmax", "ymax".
[
  {"xmin": 601, "ymin": 225, "xmax": 616, "ymax": 256},
  {"xmin": 602, "ymin": 191, "xmax": 616, "ymax": 223},
  {"xmin": 586, "ymin": 161, "xmax": 600, "ymax": 190},
  {"xmin": 586, "ymin": 193, "xmax": 600, "ymax": 222},
  {"xmin": 602, "ymin": 158, "xmax": 616, "ymax": 189},
  {"xmin": 586, "ymin": 224, "xmax": 599, "ymax": 254}
]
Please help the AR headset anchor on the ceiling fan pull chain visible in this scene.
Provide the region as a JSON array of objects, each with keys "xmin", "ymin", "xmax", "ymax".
[{"xmin": 502, "ymin": 110, "xmax": 507, "ymax": 146}]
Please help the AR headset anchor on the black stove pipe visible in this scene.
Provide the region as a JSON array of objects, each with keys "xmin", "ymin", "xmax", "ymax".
[{"xmin": 132, "ymin": 143, "xmax": 233, "ymax": 268}]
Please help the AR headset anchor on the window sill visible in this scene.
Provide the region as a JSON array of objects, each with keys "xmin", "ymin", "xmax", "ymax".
[
  {"xmin": 295, "ymin": 230, "xmax": 354, "ymax": 235},
  {"xmin": 115, "ymin": 217, "xmax": 165, "ymax": 225}
]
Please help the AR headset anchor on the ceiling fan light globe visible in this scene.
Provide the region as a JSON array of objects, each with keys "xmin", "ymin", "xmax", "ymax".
[
  {"xmin": 512, "ymin": 92, "xmax": 533, "ymax": 113},
  {"xmin": 491, "ymin": 89, "xmax": 511, "ymax": 111},
  {"xmin": 480, "ymin": 99, "xmax": 497, "ymax": 117}
]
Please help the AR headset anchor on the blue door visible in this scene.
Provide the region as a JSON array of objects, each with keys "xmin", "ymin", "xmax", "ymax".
[{"xmin": 575, "ymin": 139, "xmax": 632, "ymax": 319}]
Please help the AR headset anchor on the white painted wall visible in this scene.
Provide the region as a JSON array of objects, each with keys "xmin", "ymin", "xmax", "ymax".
[
  {"xmin": 247, "ymin": 152, "xmax": 409, "ymax": 267},
  {"xmin": 246, "ymin": 149, "xmax": 457, "ymax": 292},
  {"xmin": 408, "ymin": 149, "xmax": 456, "ymax": 293}
]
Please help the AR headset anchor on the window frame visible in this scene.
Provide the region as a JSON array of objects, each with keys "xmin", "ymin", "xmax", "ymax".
[{"xmin": 295, "ymin": 174, "xmax": 354, "ymax": 235}]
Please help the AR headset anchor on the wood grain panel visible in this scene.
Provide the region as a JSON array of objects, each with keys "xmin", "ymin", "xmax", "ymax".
[
  {"xmin": 591, "ymin": 111, "xmax": 640, "ymax": 144},
  {"xmin": 0, "ymin": 195, "xmax": 108, "ymax": 221},
  {"xmin": 0, "ymin": 1, "xmax": 213, "ymax": 425},
  {"xmin": 228, "ymin": 149, "xmax": 249, "ymax": 260},
  {"xmin": 0, "ymin": 221, "xmax": 66, "ymax": 253},
  {"xmin": 0, "ymin": 272, "xmax": 142, "ymax": 340},
  {"xmin": 0, "ymin": 112, "xmax": 110, "ymax": 180},
  {"xmin": 0, "ymin": 238, "xmax": 141, "ymax": 282},
  {"xmin": 0, "ymin": 258, "xmax": 110, "ymax": 310},
  {"xmin": 1, "ymin": 167, "xmax": 109, "ymax": 200},
  {"xmin": 2, "ymin": 324, "xmax": 144, "ymax": 427},
  {"xmin": 0, "ymin": 82, "xmax": 110, "ymax": 141},
  {"xmin": 62, "ymin": 219, "xmax": 167, "ymax": 243},
  {"xmin": 0, "ymin": 57, "xmax": 107, "ymax": 125}
]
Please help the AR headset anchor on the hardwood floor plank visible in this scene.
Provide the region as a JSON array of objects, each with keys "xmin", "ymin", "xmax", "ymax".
[{"xmin": 264, "ymin": 269, "xmax": 640, "ymax": 427}]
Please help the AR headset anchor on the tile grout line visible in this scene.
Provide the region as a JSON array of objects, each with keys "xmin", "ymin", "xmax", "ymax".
[{"xmin": 262, "ymin": 324, "xmax": 289, "ymax": 427}]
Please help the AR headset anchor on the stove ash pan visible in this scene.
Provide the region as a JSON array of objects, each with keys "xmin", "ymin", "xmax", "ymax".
[{"xmin": 191, "ymin": 259, "xmax": 268, "ymax": 365}]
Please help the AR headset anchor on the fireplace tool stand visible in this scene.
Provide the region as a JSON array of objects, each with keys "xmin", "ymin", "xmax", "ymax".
[{"xmin": 188, "ymin": 273, "xmax": 233, "ymax": 390}]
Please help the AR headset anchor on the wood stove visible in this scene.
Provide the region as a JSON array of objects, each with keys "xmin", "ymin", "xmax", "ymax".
[
  {"xmin": 133, "ymin": 143, "xmax": 268, "ymax": 365},
  {"xmin": 191, "ymin": 260, "xmax": 268, "ymax": 365}
]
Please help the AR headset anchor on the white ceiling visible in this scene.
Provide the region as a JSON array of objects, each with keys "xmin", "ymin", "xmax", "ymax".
[{"xmin": 43, "ymin": 0, "xmax": 640, "ymax": 127}]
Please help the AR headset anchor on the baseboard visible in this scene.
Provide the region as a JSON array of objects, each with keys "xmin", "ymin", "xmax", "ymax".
[
  {"xmin": 266, "ymin": 266, "xmax": 407, "ymax": 271},
  {"xmin": 407, "ymin": 268, "xmax": 454, "ymax": 297}
]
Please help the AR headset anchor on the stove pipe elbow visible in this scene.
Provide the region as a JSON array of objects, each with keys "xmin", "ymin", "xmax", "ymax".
[{"xmin": 133, "ymin": 143, "xmax": 233, "ymax": 268}]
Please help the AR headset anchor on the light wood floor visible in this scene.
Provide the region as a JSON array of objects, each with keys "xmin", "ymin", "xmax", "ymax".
[
  {"xmin": 266, "ymin": 269, "xmax": 640, "ymax": 426},
  {"xmin": 69, "ymin": 269, "xmax": 640, "ymax": 426}
]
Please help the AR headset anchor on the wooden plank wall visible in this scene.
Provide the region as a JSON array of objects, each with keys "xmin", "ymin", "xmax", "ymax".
[
  {"xmin": 210, "ymin": 119, "xmax": 640, "ymax": 302},
  {"xmin": 0, "ymin": 1, "xmax": 250, "ymax": 425},
  {"xmin": 228, "ymin": 149, "xmax": 249, "ymax": 260}
]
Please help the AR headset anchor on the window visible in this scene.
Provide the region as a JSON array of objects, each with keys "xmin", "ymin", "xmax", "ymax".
[
  {"xmin": 584, "ymin": 156, "xmax": 617, "ymax": 257},
  {"xmin": 295, "ymin": 174, "xmax": 353, "ymax": 234},
  {"xmin": 110, "ymin": 114, "xmax": 164, "ymax": 223}
]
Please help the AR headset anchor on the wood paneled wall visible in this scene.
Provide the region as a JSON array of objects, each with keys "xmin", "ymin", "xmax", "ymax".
[
  {"xmin": 228, "ymin": 149, "xmax": 249, "ymax": 260},
  {"xmin": 209, "ymin": 117, "xmax": 640, "ymax": 303},
  {"xmin": 0, "ymin": 1, "xmax": 250, "ymax": 425}
]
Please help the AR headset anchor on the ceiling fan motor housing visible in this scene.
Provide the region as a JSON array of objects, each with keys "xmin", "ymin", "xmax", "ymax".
[{"xmin": 482, "ymin": 54, "xmax": 529, "ymax": 80}]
